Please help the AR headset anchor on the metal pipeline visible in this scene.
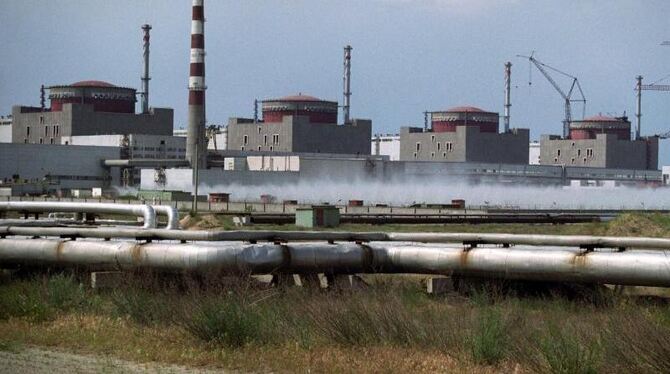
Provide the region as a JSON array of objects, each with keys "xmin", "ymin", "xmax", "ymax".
[
  {"xmin": 0, "ymin": 202, "xmax": 157, "ymax": 229},
  {"xmin": 152, "ymin": 205, "xmax": 180, "ymax": 230},
  {"xmin": 1, "ymin": 238, "xmax": 670, "ymax": 287},
  {"xmin": 1, "ymin": 227, "xmax": 670, "ymax": 250}
]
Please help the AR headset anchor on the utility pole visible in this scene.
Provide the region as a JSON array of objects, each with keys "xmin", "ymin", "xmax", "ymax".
[{"xmin": 192, "ymin": 143, "xmax": 199, "ymax": 214}]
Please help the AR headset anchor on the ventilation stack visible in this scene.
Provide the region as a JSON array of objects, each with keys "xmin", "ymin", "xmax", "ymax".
[
  {"xmin": 186, "ymin": 0, "xmax": 207, "ymax": 169},
  {"xmin": 343, "ymin": 45, "xmax": 352, "ymax": 124},
  {"xmin": 636, "ymin": 75, "xmax": 642, "ymax": 140},
  {"xmin": 504, "ymin": 62, "xmax": 512, "ymax": 133},
  {"xmin": 141, "ymin": 24, "xmax": 152, "ymax": 114}
]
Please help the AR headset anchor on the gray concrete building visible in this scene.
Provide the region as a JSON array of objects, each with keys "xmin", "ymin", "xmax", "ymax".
[
  {"xmin": 0, "ymin": 143, "xmax": 120, "ymax": 194},
  {"xmin": 540, "ymin": 115, "xmax": 659, "ymax": 170},
  {"xmin": 226, "ymin": 94, "xmax": 371, "ymax": 155},
  {"xmin": 399, "ymin": 106, "xmax": 529, "ymax": 164},
  {"xmin": 11, "ymin": 81, "xmax": 173, "ymax": 145}
]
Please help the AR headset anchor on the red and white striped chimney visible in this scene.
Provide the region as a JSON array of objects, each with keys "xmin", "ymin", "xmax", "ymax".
[{"xmin": 186, "ymin": 0, "xmax": 207, "ymax": 168}]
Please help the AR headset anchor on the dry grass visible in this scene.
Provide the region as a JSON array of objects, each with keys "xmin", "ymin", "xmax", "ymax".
[{"xmin": 1, "ymin": 271, "xmax": 670, "ymax": 373}]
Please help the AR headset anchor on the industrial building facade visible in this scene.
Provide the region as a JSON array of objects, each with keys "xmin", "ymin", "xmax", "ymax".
[
  {"xmin": 227, "ymin": 95, "xmax": 372, "ymax": 155},
  {"xmin": 540, "ymin": 116, "xmax": 659, "ymax": 170},
  {"xmin": 11, "ymin": 81, "xmax": 173, "ymax": 145},
  {"xmin": 399, "ymin": 106, "xmax": 529, "ymax": 164}
]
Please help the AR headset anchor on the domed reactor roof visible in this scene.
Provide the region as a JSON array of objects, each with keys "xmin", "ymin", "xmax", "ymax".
[
  {"xmin": 569, "ymin": 115, "xmax": 631, "ymax": 140},
  {"xmin": 431, "ymin": 105, "xmax": 499, "ymax": 133},
  {"xmin": 48, "ymin": 80, "xmax": 136, "ymax": 113},
  {"xmin": 262, "ymin": 93, "xmax": 338, "ymax": 124}
]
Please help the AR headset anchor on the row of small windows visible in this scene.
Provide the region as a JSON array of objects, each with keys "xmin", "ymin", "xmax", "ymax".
[
  {"xmin": 26, "ymin": 124, "xmax": 60, "ymax": 137},
  {"xmin": 243, "ymin": 134, "xmax": 280, "ymax": 146},
  {"xmin": 415, "ymin": 142, "xmax": 454, "ymax": 153}
]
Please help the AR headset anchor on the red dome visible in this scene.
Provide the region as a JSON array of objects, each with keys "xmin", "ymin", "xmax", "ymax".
[
  {"xmin": 275, "ymin": 94, "xmax": 322, "ymax": 102},
  {"xmin": 582, "ymin": 115, "xmax": 619, "ymax": 122},
  {"xmin": 71, "ymin": 80, "xmax": 116, "ymax": 88},
  {"xmin": 445, "ymin": 106, "xmax": 485, "ymax": 113}
]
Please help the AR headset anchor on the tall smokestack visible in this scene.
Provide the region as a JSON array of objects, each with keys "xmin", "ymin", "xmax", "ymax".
[
  {"xmin": 343, "ymin": 45, "xmax": 352, "ymax": 124},
  {"xmin": 504, "ymin": 62, "xmax": 512, "ymax": 133},
  {"xmin": 635, "ymin": 75, "xmax": 642, "ymax": 140},
  {"xmin": 141, "ymin": 24, "xmax": 152, "ymax": 114},
  {"xmin": 187, "ymin": 0, "xmax": 207, "ymax": 168}
]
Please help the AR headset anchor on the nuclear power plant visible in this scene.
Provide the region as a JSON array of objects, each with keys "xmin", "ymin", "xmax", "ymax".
[{"xmin": 0, "ymin": 0, "xmax": 668, "ymax": 201}]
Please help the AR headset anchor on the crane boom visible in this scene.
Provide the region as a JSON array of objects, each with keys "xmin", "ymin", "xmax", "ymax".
[{"xmin": 517, "ymin": 53, "xmax": 587, "ymax": 138}]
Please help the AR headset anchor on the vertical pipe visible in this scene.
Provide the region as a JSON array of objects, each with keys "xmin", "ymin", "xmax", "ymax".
[
  {"xmin": 254, "ymin": 99, "xmax": 259, "ymax": 124},
  {"xmin": 504, "ymin": 62, "xmax": 512, "ymax": 133},
  {"xmin": 187, "ymin": 0, "xmax": 207, "ymax": 169},
  {"xmin": 343, "ymin": 45, "xmax": 352, "ymax": 124},
  {"xmin": 141, "ymin": 24, "xmax": 152, "ymax": 114},
  {"xmin": 636, "ymin": 75, "xmax": 642, "ymax": 140}
]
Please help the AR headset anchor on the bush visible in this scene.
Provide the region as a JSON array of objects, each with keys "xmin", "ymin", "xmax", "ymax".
[
  {"xmin": 540, "ymin": 325, "xmax": 601, "ymax": 374},
  {"xmin": 469, "ymin": 308, "xmax": 507, "ymax": 365},
  {"xmin": 184, "ymin": 297, "xmax": 264, "ymax": 348}
]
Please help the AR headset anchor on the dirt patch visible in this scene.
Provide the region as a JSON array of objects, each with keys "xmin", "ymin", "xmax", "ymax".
[
  {"xmin": 605, "ymin": 213, "xmax": 669, "ymax": 237},
  {"xmin": 180, "ymin": 214, "xmax": 227, "ymax": 231},
  {"xmin": 0, "ymin": 346, "xmax": 223, "ymax": 374}
]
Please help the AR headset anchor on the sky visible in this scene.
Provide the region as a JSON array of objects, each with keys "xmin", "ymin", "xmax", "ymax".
[{"xmin": 1, "ymin": 0, "xmax": 669, "ymax": 164}]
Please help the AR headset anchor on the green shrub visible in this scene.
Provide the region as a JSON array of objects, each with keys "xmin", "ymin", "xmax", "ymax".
[
  {"xmin": 184, "ymin": 298, "xmax": 264, "ymax": 348},
  {"xmin": 469, "ymin": 308, "xmax": 507, "ymax": 365},
  {"xmin": 540, "ymin": 325, "xmax": 601, "ymax": 374}
]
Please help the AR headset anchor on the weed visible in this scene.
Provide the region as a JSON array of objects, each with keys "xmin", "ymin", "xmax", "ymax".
[
  {"xmin": 539, "ymin": 325, "xmax": 601, "ymax": 374},
  {"xmin": 468, "ymin": 308, "xmax": 507, "ymax": 365}
]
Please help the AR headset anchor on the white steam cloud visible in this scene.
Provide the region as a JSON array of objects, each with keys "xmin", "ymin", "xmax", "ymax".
[{"xmin": 183, "ymin": 179, "xmax": 670, "ymax": 210}]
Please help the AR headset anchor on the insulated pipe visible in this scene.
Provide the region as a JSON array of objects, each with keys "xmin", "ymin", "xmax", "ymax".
[
  {"xmin": 152, "ymin": 205, "xmax": 180, "ymax": 230},
  {"xmin": 1, "ymin": 239, "xmax": 670, "ymax": 287},
  {"xmin": 0, "ymin": 202, "xmax": 156, "ymax": 229},
  {"xmin": 1, "ymin": 227, "xmax": 670, "ymax": 250}
]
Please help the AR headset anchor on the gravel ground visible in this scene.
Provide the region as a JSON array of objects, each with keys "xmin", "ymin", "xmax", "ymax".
[{"xmin": 0, "ymin": 346, "xmax": 223, "ymax": 374}]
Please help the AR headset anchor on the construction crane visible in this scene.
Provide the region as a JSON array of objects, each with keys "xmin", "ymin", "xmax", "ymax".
[
  {"xmin": 636, "ymin": 75, "xmax": 670, "ymax": 139},
  {"xmin": 517, "ymin": 52, "xmax": 586, "ymax": 138}
]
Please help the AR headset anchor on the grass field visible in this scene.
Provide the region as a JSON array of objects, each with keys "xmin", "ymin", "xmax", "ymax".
[{"xmin": 1, "ymin": 213, "xmax": 669, "ymax": 373}]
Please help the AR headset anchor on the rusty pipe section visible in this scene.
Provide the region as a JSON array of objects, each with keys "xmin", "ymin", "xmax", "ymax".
[
  {"xmin": 1, "ymin": 239, "xmax": 670, "ymax": 287},
  {"xmin": 1, "ymin": 227, "xmax": 670, "ymax": 250},
  {"xmin": 0, "ymin": 202, "xmax": 157, "ymax": 229}
]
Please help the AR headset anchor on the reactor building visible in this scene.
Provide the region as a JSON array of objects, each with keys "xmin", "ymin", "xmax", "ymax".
[
  {"xmin": 11, "ymin": 80, "xmax": 173, "ymax": 145},
  {"xmin": 226, "ymin": 94, "xmax": 372, "ymax": 155},
  {"xmin": 399, "ymin": 106, "xmax": 529, "ymax": 164},
  {"xmin": 540, "ymin": 115, "xmax": 658, "ymax": 170}
]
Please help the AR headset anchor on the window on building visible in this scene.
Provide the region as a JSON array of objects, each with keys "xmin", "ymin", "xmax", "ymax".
[
  {"xmin": 64, "ymin": 141, "xmax": 69, "ymax": 145},
  {"xmin": 258, "ymin": 146, "xmax": 262, "ymax": 151},
  {"xmin": 26, "ymin": 126, "xmax": 30, "ymax": 136},
  {"xmin": 258, "ymin": 127, "xmax": 262, "ymax": 134},
  {"xmin": 431, "ymin": 135, "xmax": 435, "ymax": 142},
  {"xmin": 270, "ymin": 146, "xmax": 274, "ymax": 151},
  {"xmin": 583, "ymin": 158, "xmax": 587, "ymax": 163},
  {"xmin": 39, "ymin": 138, "xmax": 43, "ymax": 144},
  {"xmin": 24, "ymin": 139, "xmax": 28, "ymax": 144},
  {"xmin": 241, "ymin": 146, "xmax": 245, "ymax": 151},
  {"xmin": 39, "ymin": 116, "xmax": 44, "ymax": 124},
  {"xmin": 50, "ymin": 138, "xmax": 54, "ymax": 144},
  {"xmin": 55, "ymin": 125, "xmax": 59, "ymax": 136},
  {"xmin": 45, "ymin": 126, "xmax": 48, "ymax": 136},
  {"xmin": 443, "ymin": 152, "xmax": 447, "ymax": 158},
  {"xmin": 243, "ymin": 135, "xmax": 248, "ymax": 145},
  {"xmin": 416, "ymin": 142, "xmax": 421, "ymax": 152},
  {"xmin": 571, "ymin": 142, "xmax": 575, "ymax": 147},
  {"xmin": 445, "ymin": 142, "xmax": 454, "ymax": 152},
  {"xmin": 273, "ymin": 134, "xmax": 279, "ymax": 145},
  {"xmin": 413, "ymin": 152, "xmax": 417, "ymax": 159},
  {"xmin": 557, "ymin": 149, "xmax": 561, "ymax": 157},
  {"xmin": 577, "ymin": 149, "xmax": 581, "ymax": 156},
  {"xmin": 554, "ymin": 157, "xmax": 558, "ymax": 163},
  {"xmin": 571, "ymin": 158, "xmax": 575, "ymax": 164},
  {"xmin": 437, "ymin": 142, "xmax": 441, "ymax": 151},
  {"xmin": 263, "ymin": 135, "xmax": 268, "ymax": 145},
  {"xmin": 431, "ymin": 152, "xmax": 435, "ymax": 158}
]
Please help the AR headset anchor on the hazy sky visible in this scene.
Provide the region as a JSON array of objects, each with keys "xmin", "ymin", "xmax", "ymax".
[{"xmin": 1, "ymin": 0, "xmax": 669, "ymax": 163}]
